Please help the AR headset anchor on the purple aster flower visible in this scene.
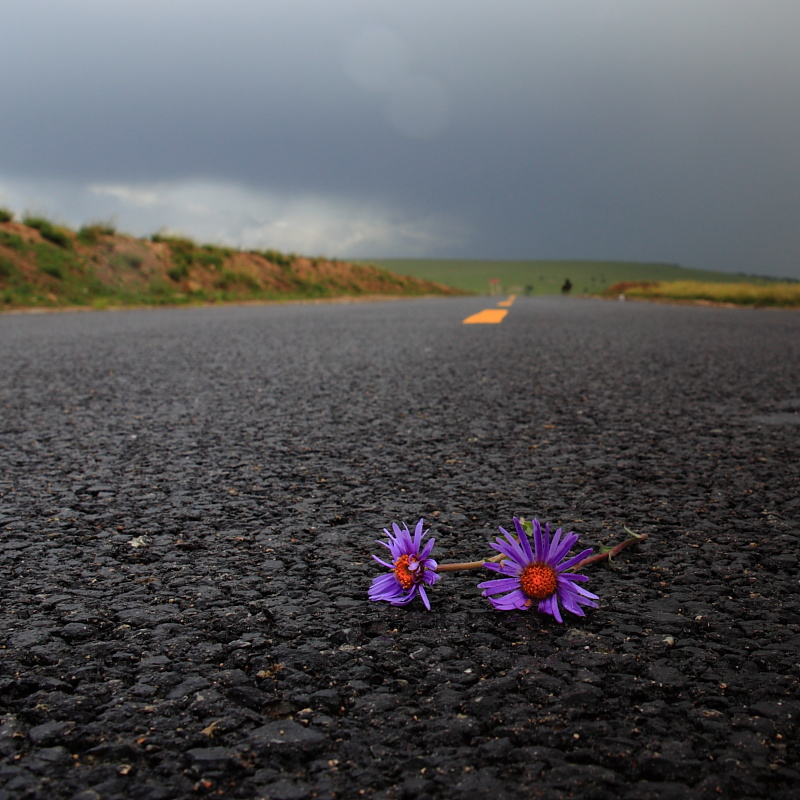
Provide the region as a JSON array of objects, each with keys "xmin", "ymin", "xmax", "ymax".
[
  {"xmin": 368, "ymin": 519, "xmax": 440, "ymax": 611},
  {"xmin": 477, "ymin": 517, "xmax": 599, "ymax": 622}
]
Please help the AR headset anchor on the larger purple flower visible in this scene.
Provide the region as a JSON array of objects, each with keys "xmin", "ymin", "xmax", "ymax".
[
  {"xmin": 368, "ymin": 520, "xmax": 440, "ymax": 610},
  {"xmin": 478, "ymin": 517, "xmax": 599, "ymax": 622}
]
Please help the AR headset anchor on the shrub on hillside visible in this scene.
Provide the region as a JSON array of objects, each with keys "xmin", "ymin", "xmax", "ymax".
[
  {"xmin": 153, "ymin": 234, "xmax": 216, "ymax": 276},
  {"xmin": 110, "ymin": 252, "xmax": 145, "ymax": 270},
  {"xmin": 215, "ymin": 269, "xmax": 261, "ymax": 291},
  {"xmin": 78, "ymin": 222, "xmax": 116, "ymax": 245},
  {"xmin": 0, "ymin": 255, "xmax": 16, "ymax": 279},
  {"xmin": 195, "ymin": 248, "xmax": 227, "ymax": 269},
  {"xmin": 0, "ymin": 231, "xmax": 25, "ymax": 251},
  {"xmin": 35, "ymin": 242, "xmax": 83, "ymax": 282},
  {"xmin": 23, "ymin": 216, "xmax": 73, "ymax": 249},
  {"xmin": 262, "ymin": 249, "xmax": 296, "ymax": 268},
  {"xmin": 167, "ymin": 264, "xmax": 190, "ymax": 282}
]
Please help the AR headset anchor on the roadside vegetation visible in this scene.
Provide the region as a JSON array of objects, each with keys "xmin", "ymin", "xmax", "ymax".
[
  {"xmin": 0, "ymin": 210, "xmax": 462, "ymax": 311},
  {"xmin": 367, "ymin": 258, "xmax": 792, "ymax": 300},
  {"xmin": 4, "ymin": 208, "xmax": 793, "ymax": 310},
  {"xmin": 604, "ymin": 280, "xmax": 800, "ymax": 308}
]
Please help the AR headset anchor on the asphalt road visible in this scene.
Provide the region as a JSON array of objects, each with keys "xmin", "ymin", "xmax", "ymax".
[{"xmin": 1, "ymin": 296, "xmax": 799, "ymax": 799}]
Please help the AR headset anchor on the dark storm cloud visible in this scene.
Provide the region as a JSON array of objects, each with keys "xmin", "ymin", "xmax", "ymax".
[{"xmin": 1, "ymin": 1, "xmax": 798, "ymax": 276}]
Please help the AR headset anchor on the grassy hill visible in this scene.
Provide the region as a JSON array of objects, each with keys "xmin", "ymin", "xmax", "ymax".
[
  {"xmin": 365, "ymin": 258, "xmax": 785, "ymax": 296},
  {"xmin": 0, "ymin": 213, "xmax": 463, "ymax": 311}
]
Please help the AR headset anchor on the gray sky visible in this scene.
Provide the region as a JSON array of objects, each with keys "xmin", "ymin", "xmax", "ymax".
[{"xmin": 2, "ymin": 0, "xmax": 799, "ymax": 278}]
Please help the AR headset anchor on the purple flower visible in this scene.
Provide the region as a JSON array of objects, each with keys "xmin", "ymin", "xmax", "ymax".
[
  {"xmin": 478, "ymin": 517, "xmax": 599, "ymax": 621},
  {"xmin": 368, "ymin": 519, "xmax": 440, "ymax": 610}
]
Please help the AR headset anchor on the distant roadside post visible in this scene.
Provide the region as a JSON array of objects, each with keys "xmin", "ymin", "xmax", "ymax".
[{"xmin": 489, "ymin": 278, "xmax": 500, "ymax": 296}]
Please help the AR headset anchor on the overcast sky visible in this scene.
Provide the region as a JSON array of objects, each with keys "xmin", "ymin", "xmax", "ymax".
[{"xmin": 2, "ymin": 0, "xmax": 799, "ymax": 278}]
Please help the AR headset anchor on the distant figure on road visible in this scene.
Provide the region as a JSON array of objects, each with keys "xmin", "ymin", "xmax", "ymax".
[{"xmin": 561, "ymin": 278, "xmax": 572, "ymax": 295}]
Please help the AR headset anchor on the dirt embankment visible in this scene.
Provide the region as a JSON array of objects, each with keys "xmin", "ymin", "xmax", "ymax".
[{"xmin": 0, "ymin": 220, "xmax": 464, "ymax": 309}]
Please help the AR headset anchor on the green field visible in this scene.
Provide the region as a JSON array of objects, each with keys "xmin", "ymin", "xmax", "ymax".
[
  {"xmin": 365, "ymin": 259, "xmax": 782, "ymax": 295},
  {"xmin": 611, "ymin": 280, "xmax": 800, "ymax": 308}
]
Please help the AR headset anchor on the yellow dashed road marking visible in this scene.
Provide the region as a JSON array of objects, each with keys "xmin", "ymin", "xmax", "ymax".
[
  {"xmin": 463, "ymin": 296, "xmax": 515, "ymax": 324},
  {"xmin": 462, "ymin": 308, "xmax": 509, "ymax": 324}
]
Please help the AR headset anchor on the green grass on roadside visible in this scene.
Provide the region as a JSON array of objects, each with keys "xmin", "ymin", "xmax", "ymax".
[{"xmin": 608, "ymin": 280, "xmax": 800, "ymax": 308}]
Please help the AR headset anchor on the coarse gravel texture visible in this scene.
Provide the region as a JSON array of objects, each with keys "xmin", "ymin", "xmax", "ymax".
[{"xmin": 1, "ymin": 296, "xmax": 799, "ymax": 800}]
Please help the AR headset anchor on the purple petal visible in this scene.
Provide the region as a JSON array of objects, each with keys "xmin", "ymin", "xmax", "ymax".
[
  {"xmin": 370, "ymin": 573, "xmax": 399, "ymax": 591},
  {"xmin": 380, "ymin": 534, "xmax": 402, "ymax": 560},
  {"xmin": 533, "ymin": 518, "xmax": 544, "ymax": 561},
  {"xmin": 369, "ymin": 574, "xmax": 402, "ymax": 601},
  {"xmin": 570, "ymin": 594, "xmax": 600, "ymax": 608},
  {"xmin": 482, "ymin": 560, "xmax": 521, "ymax": 576},
  {"xmin": 560, "ymin": 572, "xmax": 590, "ymax": 583},
  {"xmin": 557, "ymin": 547, "xmax": 593, "ymax": 572},
  {"xmin": 419, "ymin": 536, "xmax": 435, "ymax": 560},
  {"xmin": 539, "ymin": 594, "xmax": 563, "ymax": 623},
  {"xmin": 542, "ymin": 521, "xmax": 551, "ymax": 555},
  {"xmin": 550, "ymin": 532, "xmax": 580, "ymax": 565},
  {"xmin": 548, "ymin": 527, "xmax": 563, "ymax": 560},
  {"xmin": 513, "ymin": 518, "xmax": 534, "ymax": 562},
  {"xmin": 502, "ymin": 527, "xmax": 528, "ymax": 565},
  {"xmin": 413, "ymin": 518, "xmax": 425, "ymax": 550},
  {"xmin": 559, "ymin": 579, "xmax": 600, "ymax": 602},
  {"xmin": 392, "ymin": 522, "xmax": 409, "ymax": 548},
  {"xmin": 390, "ymin": 587, "xmax": 418, "ymax": 606},
  {"xmin": 477, "ymin": 576, "xmax": 521, "ymax": 594},
  {"xmin": 485, "ymin": 588, "xmax": 529, "ymax": 611},
  {"xmin": 417, "ymin": 584, "xmax": 431, "ymax": 611},
  {"xmin": 560, "ymin": 591, "xmax": 587, "ymax": 616},
  {"xmin": 492, "ymin": 532, "xmax": 527, "ymax": 566},
  {"xmin": 423, "ymin": 570, "xmax": 441, "ymax": 586}
]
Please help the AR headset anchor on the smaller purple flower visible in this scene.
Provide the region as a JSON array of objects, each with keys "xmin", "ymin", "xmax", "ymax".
[
  {"xmin": 478, "ymin": 517, "xmax": 599, "ymax": 622},
  {"xmin": 368, "ymin": 519, "xmax": 440, "ymax": 610}
]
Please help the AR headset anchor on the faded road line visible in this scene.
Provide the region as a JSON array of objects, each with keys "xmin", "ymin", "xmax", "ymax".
[{"xmin": 462, "ymin": 295, "xmax": 515, "ymax": 324}]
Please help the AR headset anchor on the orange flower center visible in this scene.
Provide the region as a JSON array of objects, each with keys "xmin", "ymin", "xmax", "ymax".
[
  {"xmin": 394, "ymin": 554, "xmax": 418, "ymax": 589},
  {"xmin": 520, "ymin": 562, "xmax": 557, "ymax": 600}
]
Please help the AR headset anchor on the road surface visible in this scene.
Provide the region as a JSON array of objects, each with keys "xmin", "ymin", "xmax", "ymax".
[{"xmin": 1, "ymin": 296, "xmax": 799, "ymax": 799}]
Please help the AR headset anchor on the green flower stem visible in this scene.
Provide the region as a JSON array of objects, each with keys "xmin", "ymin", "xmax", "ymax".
[
  {"xmin": 566, "ymin": 532, "xmax": 648, "ymax": 572},
  {"xmin": 436, "ymin": 553, "xmax": 506, "ymax": 572}
]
